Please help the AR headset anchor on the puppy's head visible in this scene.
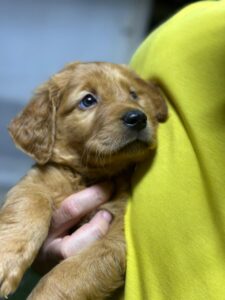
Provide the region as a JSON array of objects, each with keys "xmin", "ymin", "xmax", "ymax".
[{"xmin": 9, "ymin": 62, "xmax": 167, "ymax": 174}]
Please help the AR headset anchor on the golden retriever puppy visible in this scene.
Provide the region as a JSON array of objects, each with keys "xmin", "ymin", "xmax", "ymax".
[{"xmin": 0, "ymin": 62, "xmax": 167, "ymax": 299}]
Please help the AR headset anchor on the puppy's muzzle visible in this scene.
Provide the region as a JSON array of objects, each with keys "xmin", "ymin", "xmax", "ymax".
[{"xmin": 122, "ymin": 110, "xmax": 147, "ymax": 131}]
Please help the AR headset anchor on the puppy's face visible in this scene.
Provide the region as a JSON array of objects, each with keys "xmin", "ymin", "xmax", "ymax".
[{"xmin": 9, "ymin": 62, "xmax": 167, "ymax": 172}]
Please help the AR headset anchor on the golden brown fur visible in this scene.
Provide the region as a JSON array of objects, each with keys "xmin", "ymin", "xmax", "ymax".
[{"xmin": 0, "ymin": 62, "xmax": 167, "ymax": 299}]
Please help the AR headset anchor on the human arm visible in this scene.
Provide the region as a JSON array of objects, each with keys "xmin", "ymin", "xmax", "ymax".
[{"xmin": 125, "ymin": 2, "xmax": 225, "ymax": 300}]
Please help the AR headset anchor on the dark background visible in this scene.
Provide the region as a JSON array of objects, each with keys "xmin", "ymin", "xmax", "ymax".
[{"xmin": 149, "ymin": 0, "xmax": 197, "ymax": 30}]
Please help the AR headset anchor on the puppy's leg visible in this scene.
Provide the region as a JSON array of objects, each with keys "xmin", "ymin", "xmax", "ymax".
[
  {"xmin": 0, "ymin": 175, "xmax": 53, "ymax": 297},
  {"xmin": 28, "ymin": 200, "xmax": 126, "ymax": 300}
]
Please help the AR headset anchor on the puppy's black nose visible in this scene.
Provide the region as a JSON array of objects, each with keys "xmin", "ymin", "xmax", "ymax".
[{"xmin": 122, "ymin": 110, "xmax": 147, "ymax": 131}]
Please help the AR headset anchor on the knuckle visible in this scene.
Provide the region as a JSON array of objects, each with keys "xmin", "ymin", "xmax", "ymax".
[
  {"xmin": 60, "ymin": 248, "xmax": 68, "ymax": 260},
  {"xmin": 92, "ymin": 224, "xmax": 107, "ymax": 239},
  {"xmin": 60, "ymin": 242, "xmax": 70, "ymax": 259},
  {"xmin": 61, "ymin": 201, "xmax": 81, "ymax": 221},
  {"xmin": 92, "ymin": 187, "xmax": 106, "ymax": 204}
]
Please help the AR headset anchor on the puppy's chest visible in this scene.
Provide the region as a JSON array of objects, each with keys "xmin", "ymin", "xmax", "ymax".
[
  {"xmin": 51, "ymin": 171, "xmax": 130, "ymax": 212},
  {"xmin": 51, "ymin": 173, "xmax": 86, "ymax": 209},
  {"xmin": 47, "ymin": 162, "xmax": 133, "ymax": 213}
]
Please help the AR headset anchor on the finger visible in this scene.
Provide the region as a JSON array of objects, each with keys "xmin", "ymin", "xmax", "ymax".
[
  {"xmin": 50, "ymin": 181, "xmax": 113, "ymax": 234},
  {"xmin": 49, "ymin": 210, "xmax": 112, "ymax": 259}
]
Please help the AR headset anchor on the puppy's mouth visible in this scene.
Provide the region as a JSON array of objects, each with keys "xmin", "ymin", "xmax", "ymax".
[
  {"xmin": 83, "ymin": 113, "xmax": 155, "ymax": 165},
  {"xmin": 86, "ymin": 129, "xmax": 154, "ymax": 158},
  {"xmin": 115, "ymin": 135, "xmax": 152, "ymax": 154}
]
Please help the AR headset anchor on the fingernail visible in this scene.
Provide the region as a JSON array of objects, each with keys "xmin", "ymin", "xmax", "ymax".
[{"xmin": 101, "ymin": 210, "xmax": 113, "ymax": 223}]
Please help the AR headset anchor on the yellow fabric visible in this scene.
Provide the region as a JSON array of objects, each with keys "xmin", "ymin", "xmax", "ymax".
[{"xmin": 124, "ymin": 1, "xmax": 225, "ymax": 300}]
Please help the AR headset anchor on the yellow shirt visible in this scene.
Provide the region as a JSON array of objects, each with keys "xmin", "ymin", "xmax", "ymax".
[{"xmin": 125, "ymin": 1, "xmax": 225, "ymax": 299}]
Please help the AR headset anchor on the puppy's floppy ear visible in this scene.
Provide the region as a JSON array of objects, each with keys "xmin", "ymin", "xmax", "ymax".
[
  {"xmin": 148, "ymin": 81, "xmax": 168, "ymax": 123},
  {"xmin": 8, "ymin": 63, "xmax": 78, "ymax": 164},
  {"xmin": 8, "ymin": 81, "xmax": 57, "ymax": 164}
]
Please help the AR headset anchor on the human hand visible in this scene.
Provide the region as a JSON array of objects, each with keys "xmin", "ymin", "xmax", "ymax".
[{"xmin": 33, "ymin": 182, "xmax": 113, "ymax": 274}]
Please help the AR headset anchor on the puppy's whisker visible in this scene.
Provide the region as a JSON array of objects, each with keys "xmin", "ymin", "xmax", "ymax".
[
  {"xmin": 96, "ymin": 148, "xmax": 104, "ymax": 167},
  {"xmin": 81, "ymin": 146, "xmax": 90, "ymax": 168},
  {"xmin": 83, "ymin": 146, "xmax": 92, "ymax": 168}
]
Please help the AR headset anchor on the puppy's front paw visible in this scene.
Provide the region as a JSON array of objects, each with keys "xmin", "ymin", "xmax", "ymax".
[
  {"xmin": 27, "ymin": 261, "xmax": 85, "ymax": 300},
  {"xmin": 0, "ymin": 254, "xmax": 23, "ymax": 297},
  {"xmin": 0, "ymin": 242, "xmax": 34, "ymax": 298},
  {"xmin": 27, "ymin": 274, "xmax": 64, "ymax": 300}
]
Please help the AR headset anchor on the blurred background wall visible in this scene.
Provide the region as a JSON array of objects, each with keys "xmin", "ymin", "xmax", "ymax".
[{"xmin": 0, "ymin": 0, "xmax": 197, "ymax": 200}]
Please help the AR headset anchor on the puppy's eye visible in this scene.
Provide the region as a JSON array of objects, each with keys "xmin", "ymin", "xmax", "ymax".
[
  {"xmin": 79, "ymin": 94, "xmax": 97, "ymax": 110},
  {"xmin": 130, "ymin": 90, "xmax": 138, "ymax": 100}
]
